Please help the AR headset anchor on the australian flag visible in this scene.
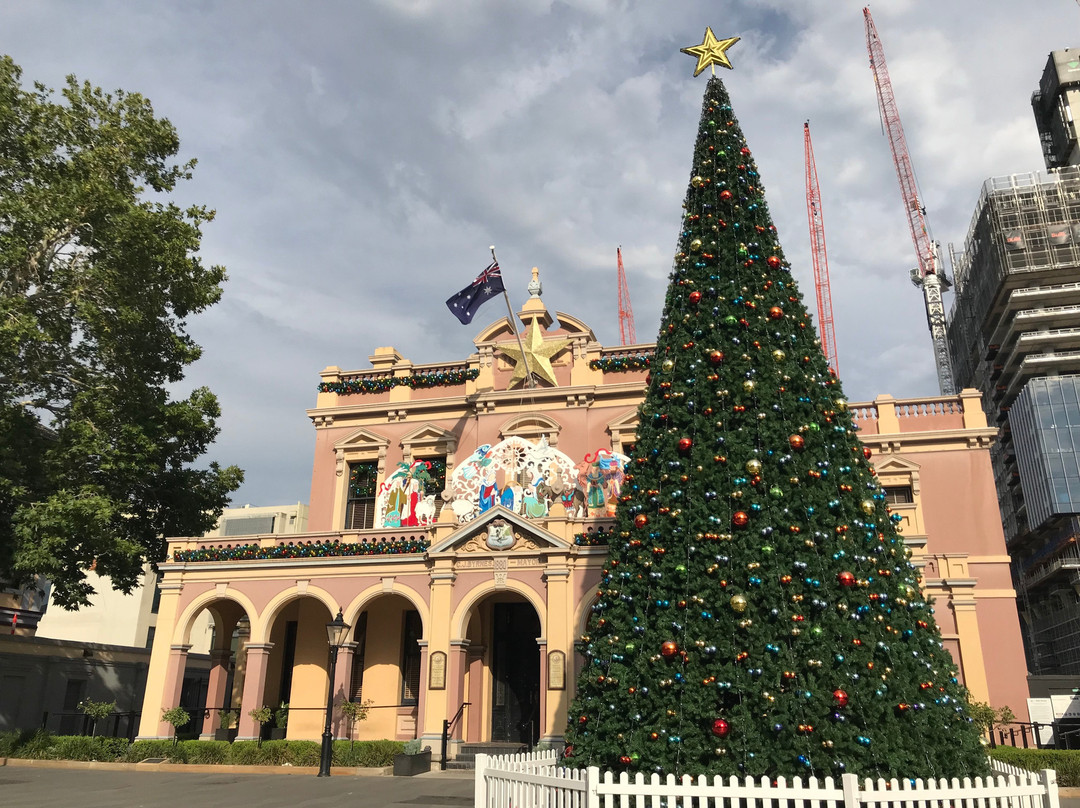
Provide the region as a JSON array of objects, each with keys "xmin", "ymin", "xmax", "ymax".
[{"xmin": 446, "ymin": 261, "xmax": 505, "ymax": 325}]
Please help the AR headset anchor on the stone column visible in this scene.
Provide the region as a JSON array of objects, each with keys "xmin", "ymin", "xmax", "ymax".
[
  {"xmin": 416, "ymin": 641, "xmax": 429, "ymax": 739},
  {"xmin": 421, "ymin": 565, "xmax": 455, "ymax": 749},
  {"xmin": 157, "ymin": 644, "xmax": 191, "ymax": 737},
  {"xmin": 466, "ymin": 645, "xmax": 486, "ymax": 742},
  {"xmin": 948, "ymin": 580, "xmax": 991, "ymax": 703},
  {"xmin": 448, "ymin": 639, "xmax": 470, "ymax": 731},
  {"xmin": 200, "ymin": 649, "xmax": 233, "ymax": 737},
  {"xmin": 333, "ymin": 641, "xmax": 357, "ymax": 738},
  {"xmin": 136, "ymin": 581, "xmax": 184, "ymax": 740},
  {"xmin": 542, "ymin": 565, "xmax": 570, "ymax": 744},
  {"xmin": 236, "ymin": 643, "xmax": 274, "ymax": 740}
]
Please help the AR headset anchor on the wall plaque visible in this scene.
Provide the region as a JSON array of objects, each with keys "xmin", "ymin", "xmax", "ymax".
[
  {"xmin": 547, "ymin": 650, "xmax": 566, "ymax": 691},
  {"xmin": 429, "ymin": 650, "xmax": 447, "ymax": 690}
]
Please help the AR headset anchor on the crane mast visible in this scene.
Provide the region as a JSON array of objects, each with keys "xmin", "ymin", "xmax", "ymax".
[
  {"xmin": 617, "ymin": 246, "xmax": 637, "ymax": 345},
  {"xmin": 863, "ymin": 7, "xmax": 956, "ymax": 395},
  {"xmin": 803, "ymin": 122, "xmax": 840, "ymax": 377}
]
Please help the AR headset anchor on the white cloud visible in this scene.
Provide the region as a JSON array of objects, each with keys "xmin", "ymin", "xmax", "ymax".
[{"xmin": 2, "ymin": 0, "xmax": 1075, "ymax": 505}]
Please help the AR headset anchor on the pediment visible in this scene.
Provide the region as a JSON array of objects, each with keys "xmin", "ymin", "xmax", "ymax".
[
  {"xmin": 873, "ymin": 455, "xmax": 921, "ymax": 474},
  {"xmin": 429, "ymin": 506, "xmax": 571, "ymax": 555},
  {"xmin": 400, "ymin": 423, "xmax": 458, "ymax": 450},
  {"xmin": 552, "ymin": 311, "xmax": 596, "ymax": 341},
  {"xmin": 334, "ymin": 426, "xmax": 390, "ymax": 452},
  {"xmin": 473, "ymin": 317, "xmax": 518, "ymax": 344}
]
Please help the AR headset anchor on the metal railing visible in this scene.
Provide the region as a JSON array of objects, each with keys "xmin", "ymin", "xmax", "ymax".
[{"xmin": 39, "ymin": 710, "xmax": 141, "ymax": 740}]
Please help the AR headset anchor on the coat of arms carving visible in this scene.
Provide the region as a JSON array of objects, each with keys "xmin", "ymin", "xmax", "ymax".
[{"xmin": 485, "ymin": 519, "xmax": 515, "ymax": 550}]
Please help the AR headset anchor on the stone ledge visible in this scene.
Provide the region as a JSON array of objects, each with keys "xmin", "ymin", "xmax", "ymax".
[{"xmin": 2, "ymin": 758, "xmax": 392, "ymax": 776}]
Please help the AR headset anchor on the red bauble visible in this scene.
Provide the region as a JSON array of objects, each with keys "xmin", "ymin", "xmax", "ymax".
[
  {"xmin": 661, "ymin": 640, "xmax": 679, "ymax": 658},
  {"xmin": 720, "ymin": 190, "xmax": 733, "ymax": 200},
  {"xmin": 689, "ymin": 290, "xmax": 702, "ymax": 304},
  {"xmin": 711, "ymin": 718, "xmax": 730, "ymax": 738},
  {"xmin": 732, "ymin": 511, "xmax": 749, "ymax": 527},
  {"xmin": 863, "ymin": 447, "xmax": 873, "ymax": 459},
  {"xmin": 634, "ymin": 514, "xmax": 648, "ymax": 528},
  {"xmin": 740, "ymin": 147, "xmax": 751, "ymax": 156},
  {"xmin": 838, "ymin": 571, "xmax": 856, "ymax": 587},
  {"xmin": 767, "ymin": 255, "xmax": 782, "ymax": 269},
  {"xmin": 768, "ymin": 306, "xmax": 784, "ymax": 320},
  {"xmin": 619, "ymin": 755, "xmax": 632, "ymax": 765},
  {"xmin": 833, "ymin": 689, "xmax": 849, "ymax": 707},
  {"xmin": 788, "ymin": 434, "xmax": 805, "ymax": 450},
  {"xmin": 678, "ymin": 437, "xmax": 693, "ymax": 453},
  {"xmin": 709, "ymin": 350, "xmax": 724, "ymax": 365}
]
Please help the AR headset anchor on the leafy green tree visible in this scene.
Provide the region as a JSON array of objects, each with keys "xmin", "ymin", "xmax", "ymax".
[
  {"xmin": 0, "ymin": 55, "xmax": 242, "ymax": 608},
  {"xmin": 564, "ymin": 76, "xmax": 987, "ymax": 780}
]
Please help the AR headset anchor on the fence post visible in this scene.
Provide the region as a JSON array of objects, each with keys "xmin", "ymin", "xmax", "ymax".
[
  {"xmin": 1042, "ymin": 768, "xmax": 1061, "ymax": 808},
  {"xmin": 586, "ymin": 766, "xmax": 601, "ymax": 808},
  {"xmin": 473, "ymin": 753, "xmax": 488, "ymax": 808},
  {"xmin": 841, "ymin": 772, "xmax": 860, "ymax": 808}
]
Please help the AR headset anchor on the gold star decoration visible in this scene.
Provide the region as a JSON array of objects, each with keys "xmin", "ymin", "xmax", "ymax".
[
  {"xmin": 681, "ymin": 27, "xmax": 740, "ymax": 76},
  {"xmin": 499, "ymin": 322, "xmax": 572, "ymax": 388}
]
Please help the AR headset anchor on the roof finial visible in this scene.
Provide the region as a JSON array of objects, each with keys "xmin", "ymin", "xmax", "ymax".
[{"xmin": 528, "ymin": 266, "xmax": 542, "ymax": 299}]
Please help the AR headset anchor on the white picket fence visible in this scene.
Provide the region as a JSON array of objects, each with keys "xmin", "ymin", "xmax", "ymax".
[{"xmin": 474, "ymin": 749, "xmax": 1061, "ymax": 808}]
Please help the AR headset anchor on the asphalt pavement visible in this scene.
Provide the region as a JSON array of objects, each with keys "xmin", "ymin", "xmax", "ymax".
[{"xmin": 0, "ymin": 765, "xmax": 475, "ymax": 808}]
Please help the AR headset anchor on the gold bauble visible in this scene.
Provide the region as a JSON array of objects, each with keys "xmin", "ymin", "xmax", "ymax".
[
  {"xmin": 661, "ymin": 359, "xmax": 675, "ymax": 372},
  {"xmin": 745, "ymin": 459, "xmax": 762, "ymax": 474},
  {"xmin": 835, "ymin": 398, "xmax": 848, "ymax": 411},
  {"xmin": 730, "ymin": 594, "xmax": 748, "ymax": 613},
  {"xmin": 742, "ymin": 379, "xmax": 755, "ymax": 393},
  {"xmin": 690, "ymin": 239, "xmax": 703, "ymax": 252},
  {"xmin": 860, "ymin": 499, "xmax": 875, "ymax": 515},
  {"xmin": 772, "ymin": 350, "xmax": 786, "ymax": 363},
  {"xmin": 691, "ymin": 175, "xmax": 705, "ymax": 188}
]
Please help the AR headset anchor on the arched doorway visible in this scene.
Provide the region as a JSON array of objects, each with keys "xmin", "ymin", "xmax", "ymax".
[
  {"xmin": 464, "ymin": 594, "xmax": 542, "ymax": 746},
  {"xmin": 261, "ymin": 596, "xmax": 335, "ymax": 740},
  {"xmin": 345, "ymin": 594, "xmax": 425, "ymax": 741},
  {"xmin": 176, "ymin": 598, "xmax": 250, "ymax": 739}
]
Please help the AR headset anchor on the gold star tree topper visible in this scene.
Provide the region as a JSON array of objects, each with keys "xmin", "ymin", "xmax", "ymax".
[
  {"xmin": 499, "ymin": 321, "xmax": 571, "ymax": 389},
  {"xmin": 681, "ymin": 27, "xmax": 740, "ymax": 76}
]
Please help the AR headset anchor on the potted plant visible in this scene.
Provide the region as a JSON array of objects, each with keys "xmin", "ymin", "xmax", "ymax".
[
  {"xmin": 248, "ymin": 706, "xmax": 272, "ymax": 746},
  {"xmin": 215, "ymin": 709, "xmax": 238, "ymax": 741},
  {"xmin": 340, "ymin": 699, "xmax": 373, "ymax": 754},
  {"xmin": 78, "ymin": 698, "xmax": 116, "ymax": 737},
  {"xmin": 161, "ymin": 706, "xmax": 191, "ymax": 746},
  {"xmin": 393, "ymin": 739, "xmax": 431, "ymax": 776},
  {"xmin": 270, "ymin": 702, "xmax": 289, "ymax": 740}
]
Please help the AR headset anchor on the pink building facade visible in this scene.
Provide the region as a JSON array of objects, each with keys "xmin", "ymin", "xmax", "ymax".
[{"xmin": 138, "ymin": 286, "xmax": 1030, "ymax": 757}]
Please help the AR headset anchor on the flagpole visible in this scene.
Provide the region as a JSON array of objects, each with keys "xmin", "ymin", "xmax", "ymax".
[{"xmin": 491, "ymin": 245, "xmax": 536, "ymax": 389}]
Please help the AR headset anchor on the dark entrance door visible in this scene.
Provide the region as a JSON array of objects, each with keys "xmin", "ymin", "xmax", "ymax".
[{"xmin": 490, "ymin": 603, "xmax": 541, "ymax": 745}]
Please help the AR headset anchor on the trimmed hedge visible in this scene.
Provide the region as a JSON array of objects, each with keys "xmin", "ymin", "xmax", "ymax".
[
  {"xmin": 989, "ymin": 747, "xmax": 1080, "ymax": 787},
  {"xmin": 0, "ymin": 732, "xmax": 403, "ymax": 768}
]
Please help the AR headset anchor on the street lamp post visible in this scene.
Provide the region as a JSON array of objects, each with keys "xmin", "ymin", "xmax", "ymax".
[{"xmin": 318, "ymin": 608, "xmax": 351, "ymax": 777}]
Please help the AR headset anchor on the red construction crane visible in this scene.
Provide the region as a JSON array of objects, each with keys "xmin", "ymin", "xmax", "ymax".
[
  {"xmin": 804, "ymin": 122, "xmax": 839, "ymax": 377},
  {"xmin": 617, "ymin": 246, "xmax": 637, "ymax": 345},
  {"xmin": 864, "ymin": 6, "xmax": 955, "ymax": 395}
]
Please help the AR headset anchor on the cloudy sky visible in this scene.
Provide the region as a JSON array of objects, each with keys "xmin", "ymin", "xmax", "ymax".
[{"xmin": 2, "ymin": 1, "xmax": 1077, "ymax": 508}]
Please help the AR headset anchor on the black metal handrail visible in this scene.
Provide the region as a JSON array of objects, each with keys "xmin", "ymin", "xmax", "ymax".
[{"xmin": 441, "ymin": 702, "xmax": 470, "ymax": 770}]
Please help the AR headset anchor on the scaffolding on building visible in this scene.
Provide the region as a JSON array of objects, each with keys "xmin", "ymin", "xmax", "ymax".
[{"xmin": 948, "ymin": 166, "xmax": 1080, "ymax": 675}]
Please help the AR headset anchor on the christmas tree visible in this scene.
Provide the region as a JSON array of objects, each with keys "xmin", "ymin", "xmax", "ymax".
[{"xmin": 564, "ymin": 31, "xmax": 987, "ymax": 780}]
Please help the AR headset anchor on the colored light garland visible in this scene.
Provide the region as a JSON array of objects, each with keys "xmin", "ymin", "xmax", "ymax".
[
  {"xmin": 590, "ymin": 355, "xmax": 653, "ymax": 373},
  {"xmin": 574, "ymin": 529, "xmax": 613, "ymax": 546},
  {"xmin": 319, "ymin": 368, "xmax": 480, "ymax": 395},
  {"xmin": 173, "ymin": 536, "xmax": 430, "ymax": 563}
]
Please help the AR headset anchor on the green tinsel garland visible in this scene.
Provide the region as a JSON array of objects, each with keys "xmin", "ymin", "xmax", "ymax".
[
  {"xmin": 589, "ymin": 354, "xmax": 653, "ymax": 373},
  {"xmin": 173, "ymin": 537, "xmax": 430, "ymax": 563},
  {"xmin": 319, "ymin": 368, "xmax": 480, "ymax": 395}
]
